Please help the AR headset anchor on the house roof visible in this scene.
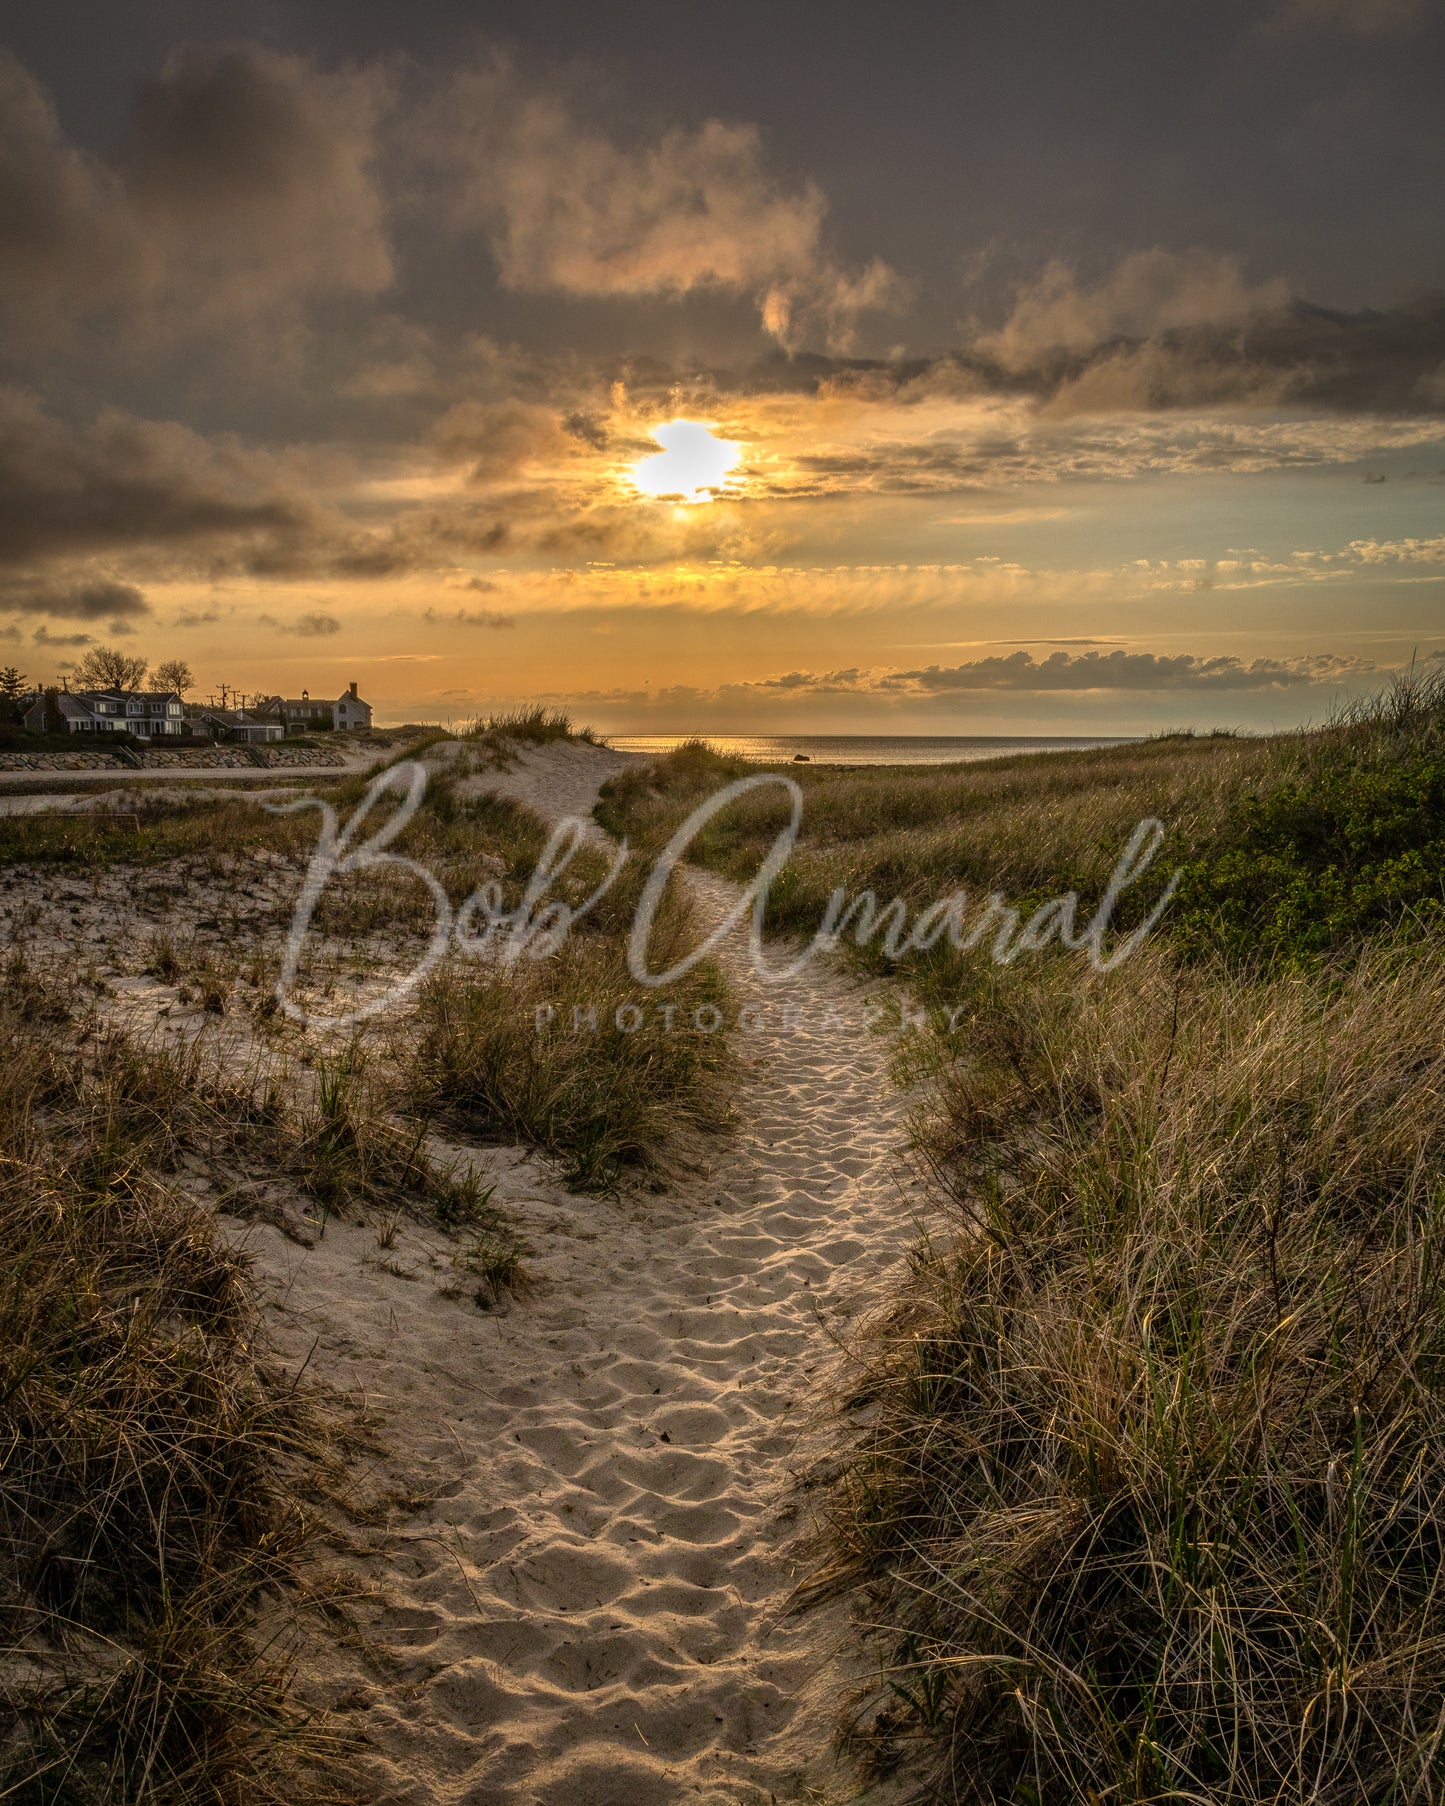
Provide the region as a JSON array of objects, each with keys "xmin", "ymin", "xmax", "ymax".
[
  {"xmin": 272, "ymin": 691, "xmax": 370, "ymax": 708},
  {"xmin": 70, "ymin": 689, "xmax": 182, "ymax": 706}
]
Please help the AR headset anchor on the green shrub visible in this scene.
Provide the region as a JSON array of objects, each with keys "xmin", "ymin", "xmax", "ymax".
[{"xmin": 1175, "ymin": 753, "xmax": 1445, "ymax": 965}]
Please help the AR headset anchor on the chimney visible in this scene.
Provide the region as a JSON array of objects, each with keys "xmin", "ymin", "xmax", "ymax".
[{"xmin": 349, "ymin": 681, "xmax": 358, "ymax": 699}]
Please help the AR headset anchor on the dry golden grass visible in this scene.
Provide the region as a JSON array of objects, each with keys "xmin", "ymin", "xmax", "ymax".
[
  {"xmin": 0, "ymin": 952, "xmax": 522, "ymax": 1802},
  {"xmin": 0, "ymin": 973, "xmax": 343, "ymax": 1806},
  {"xmin": 596, "ymin": 730, "xmax": 1283, "ymax": 931},
  {"xmin": 403, "ymin": 783, "xmax": 734, "ymax": 1192},
  {"xmin": 808, "ymin": 940, "xmax": 1445, "ymax": 1803}
]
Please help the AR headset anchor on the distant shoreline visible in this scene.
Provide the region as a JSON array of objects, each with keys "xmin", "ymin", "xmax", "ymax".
[{"xmin": 607, "ymin": 732, "xmax": 1138, "ymax": 767}]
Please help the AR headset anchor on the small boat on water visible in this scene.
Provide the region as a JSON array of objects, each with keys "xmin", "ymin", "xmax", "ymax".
[{"xmin": 792, "ymin": 752, "xmax": 810, "ymax": 762}]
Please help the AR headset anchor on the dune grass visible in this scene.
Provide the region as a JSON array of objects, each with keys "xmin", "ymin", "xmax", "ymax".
[
  {"xmin": 596, "ymin": 729, "xmax": 1277, "ymax": 955},
  {"xmin": 602, "ymin": 678, "xmax": 1445, "ymax": 1802},
  {"xmin": 598, "ymin": 675, "xmax": 1445, "ymax": 998},
  {"xmin": 0, "ymin": 975, "xmax": 340, "ymax": 1806},
  {"xmin": 0, "ymin": 937, "xmax": 534, "ymax": 1801},
  {"xmin": 1171, "ymin": 670, "xmax": 1445, "ymax": 967},
  {"xmin": 2, "ymin": 727, "xmax": 731, "ymax": 1193},
  {"xmin": 462, "ymin": 705, "xmax": 602, "ymax": 749},
  {"xmin": 401, "ymin": 777, "xmax": 733, "ymax": 1191},
  {"xmin": 808, "ymin": 939, "xmax": 1445, "ymax": 1802}
]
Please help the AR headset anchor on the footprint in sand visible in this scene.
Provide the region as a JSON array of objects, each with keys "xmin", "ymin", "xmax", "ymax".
[{"xmin": 247, "ymin": 744, "xmax": 923, "ymax": 1805}]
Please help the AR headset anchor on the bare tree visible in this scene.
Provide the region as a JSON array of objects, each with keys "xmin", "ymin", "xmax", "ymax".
[
  {"xmin": 72, "ymin": 646, "xmax": 149, "ymax": 691},
  {"xmin": 153, "ymin": 658, "xmax": 194, "ymax": 696}
]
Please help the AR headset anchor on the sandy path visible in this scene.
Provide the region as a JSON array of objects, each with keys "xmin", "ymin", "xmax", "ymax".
[{"xmin": 245, "ymin": 744, "xmax": 919, "ymax": 1804}]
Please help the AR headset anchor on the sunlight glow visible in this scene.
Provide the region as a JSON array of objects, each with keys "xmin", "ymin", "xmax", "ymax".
[{"xmin": 629, "ymin": 419, "xmax": 741, "ymax": 501}]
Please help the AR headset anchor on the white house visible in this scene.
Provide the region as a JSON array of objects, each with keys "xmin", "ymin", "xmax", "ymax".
[
  {"xmin": 333, "ymin": 682, "xmax": 372, "ymax": 730},
  {"xmin": 24, "ymin": 689, "xmax": 185, "ymax": 736}
]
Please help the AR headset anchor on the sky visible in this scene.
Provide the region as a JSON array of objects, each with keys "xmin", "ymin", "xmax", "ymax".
[{"xmin": 2, "ymin": 0, "xmax": 1443, "ymax": 734}]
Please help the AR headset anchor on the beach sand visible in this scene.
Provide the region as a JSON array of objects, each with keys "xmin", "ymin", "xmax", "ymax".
[{"xmin": 232, "ymin": 740, "xmax": 924, "ymax": 1803}]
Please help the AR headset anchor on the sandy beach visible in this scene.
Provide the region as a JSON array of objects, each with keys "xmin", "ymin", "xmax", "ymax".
[{"xmin": 228, "ymin": 740, "xmax": 922, "ymax": 1803}]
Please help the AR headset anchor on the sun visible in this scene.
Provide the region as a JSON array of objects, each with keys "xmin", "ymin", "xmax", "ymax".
[{"xmin": 628, "ymin": 419, "xmax": 741, "ymax": 501}]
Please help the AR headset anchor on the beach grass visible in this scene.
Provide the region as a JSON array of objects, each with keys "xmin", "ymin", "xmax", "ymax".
[
  {"xmin": 463, "ymin": 705, "xmax": 603, "ymax": 750},
  {"xmin": 804, "ymin": 933, "xmax": 1445, "ymax": 1802},
  {"xmin": 401, "ymin": 771, "xmax": 734, "ymax": 1191},
  {"xmin": 601, "ymin": 674, "xmax": 1445, "ymax": 1802},
  {"xmin": 0, "ymin": 968, "xmax": 341, "ymax": 1805}
]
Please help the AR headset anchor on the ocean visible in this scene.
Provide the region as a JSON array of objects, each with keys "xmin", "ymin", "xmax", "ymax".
[{"xmin": 607, "ymin": 733, "xmax": 1135, "ymax": 767}]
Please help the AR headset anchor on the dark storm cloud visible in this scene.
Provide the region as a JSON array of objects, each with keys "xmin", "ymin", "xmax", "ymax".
[
  {"xmin": 30, "ymin": 623, "xmax": 93, "ymax": 647},
  {"xmin": 0, "ymin": 42, "xmax": 391, "ymax": 346},
  {"xmin": 0, "ymin": 390, "xmax": 307, "ymax": 567},
  {"xmin": 0, "ymin": 572, "xmax": 148, "ymax": 621},
  {"xmin": 2, "ymin": 31, "xmax": 1440, "ymax": 438},
  {"xmin": 0, "ymin": 50, "xmax": 132, "ymax": 327},
  {"xmin": 1033, "ymin": 295, "xmax": 1445, "ymax": 416},
  {"xmin": 0, "ymin": 390, "xmax": 463, "ymax": 588}
]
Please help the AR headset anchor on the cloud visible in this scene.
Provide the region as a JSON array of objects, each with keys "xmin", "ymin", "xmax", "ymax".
[
  {"xmin": 978, "ymin": 249, "xmax": 1292, "ymax": 370},
  {"xmin": 431, "ymin": 399, "xmax": 582, "ymax": 482},
  {"xmin": 0, "ymin": 571, "xmax": 149, "ymax": 621},
  {"xmin": 258, "ymin": 609, "xmax": 342, "ymax": 636},
  {"xmin": 1057, "ymin": 296, "xmax": 1445, "ymax": 415},
  {"xmin": 666, "ymin": 289, "xmax": 1445, "ymax": 424},
  {"xmin": 0, "ymin": 389, "xmax": 308, "ymax": 568},
  {"xmin": 0, "ymin": 51, "xmax": 135, "ymax": 336},
  {"xmin": 1349, "ymin": 533, "xmax": 1445, "ymax": 563},
  {"xmin": 31, "ymin": 624, "xmax": 93, "ymax": 647},
  {"xmin": 953, "ymin": 265, "xmax": 1445, "ymax": 416},
  {"xmin": 431, "ymin": 58, "xmax": 905, "ymax": 350},
  {"xmin": 0, "ymin": 44, "xmax": 392, "ymax": 348},
  {"xmin": 422, "ymin": 606, "xmax": 515, "ymax": 628},
  {"xmin": 742, "ymin": 649, "xmax": 1376, "ymax": 695},
  {"xmin": 0, "ymin": 390, "xmax": 450, "ymax": 586}
]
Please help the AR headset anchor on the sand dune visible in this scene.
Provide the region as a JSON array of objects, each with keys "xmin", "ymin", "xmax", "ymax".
[{"xmin": 240, "ymin": 743, "xmax": 922, "ymax": 1803}]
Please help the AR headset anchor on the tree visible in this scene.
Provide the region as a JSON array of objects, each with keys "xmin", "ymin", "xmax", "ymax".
[
  {"xmin": 72, "ymin": 645, "xmax": 148, "ymax": 691},
  {"xmin": 0, "ymin": 666, "xmax": 26, "ymax": 723},
  {"xmin": 153, "ymin": 658, "xmax": 194, "ymax": 696}
]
